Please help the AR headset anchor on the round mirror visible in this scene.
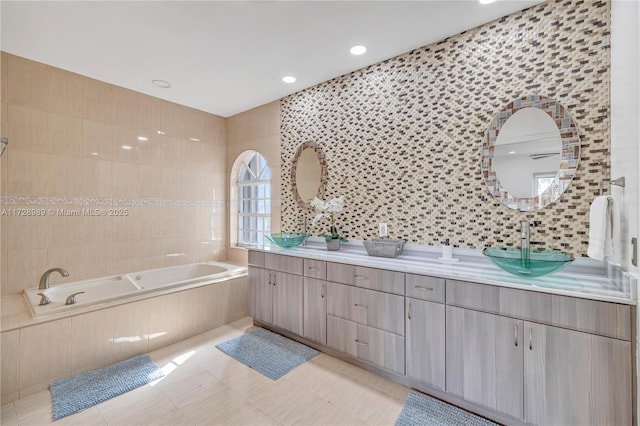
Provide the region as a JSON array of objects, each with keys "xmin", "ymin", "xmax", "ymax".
[
  {"xmin": 291, "ymin": 141, "xmax": 327, "ymax": 208},
  {"xmin": 480, "ymin": 95, "xmax": 580, "ymax": 211}
]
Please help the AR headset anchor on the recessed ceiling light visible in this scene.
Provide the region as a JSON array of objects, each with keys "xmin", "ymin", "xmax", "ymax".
[
  {"xmin": 478, "ymin": 0, "xmax": 497, "ymax": 4},
  {"xmin": 122, "ymin": 145, "xmax": 133, "ymax": 150},
  {"xmin": 152, "ymin": 79, "xmax": 172, "ymax": 88},
  {"xmin": 350, "ymin": 45, "xmax": 367, "ymax": 55},
  {"xmin": 282, "ymin": 76, "xmax": 296, "ymax": 84},
  {"xmin": 156, "ymin": 130, "xmax": 166, "ymax": 135},
  {"xmin": 137, "ymin": 136, "xmax": 148, "ymax": 141},
  {"xmin": 508, "ymin": 151, "xmax": 516, "ymax": 154},
  {"xmin": 91, "ymin": 152, "xmax": 99, "ymax": 156},
  {"xmin": 189, "ymin": 137, "xmax": 201, "ymax": 142}
]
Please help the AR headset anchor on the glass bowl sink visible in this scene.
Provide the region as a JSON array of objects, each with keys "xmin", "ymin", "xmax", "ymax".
[
  {"xmin": 482, "ymin": 247, "xmax": 574, "ymax": 278},
  {"xmin": 265, "ymin": 233, "xmax": 309, "ymax": 248}
]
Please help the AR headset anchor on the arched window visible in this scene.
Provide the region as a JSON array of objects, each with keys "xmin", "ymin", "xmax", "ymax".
[{"xmin": 233, "ymin": 151, "xmax": 271, "ymax": 247}]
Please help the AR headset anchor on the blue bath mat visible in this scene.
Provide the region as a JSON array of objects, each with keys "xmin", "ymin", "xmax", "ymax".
[
  {"xmin": 395, "ymin": 391, "xmax": 498, "ymax": 426},
  {"xmin": 50, "ymin": 354, "xmax": 164, "ymax": 420},
  {"xmin": 216, "ymin": 328, "xmax": 319, "ymax": 380}
]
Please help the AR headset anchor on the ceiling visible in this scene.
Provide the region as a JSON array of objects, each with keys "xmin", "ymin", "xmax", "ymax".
[{"xmin": 1, "ymin": 1, "xmax": 542, "ymax": 118}]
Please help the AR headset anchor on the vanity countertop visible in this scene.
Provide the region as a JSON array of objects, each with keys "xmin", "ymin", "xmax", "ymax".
[{"xmin": 250, "ymin": 239, "xmax": 637, "ymax": 305}]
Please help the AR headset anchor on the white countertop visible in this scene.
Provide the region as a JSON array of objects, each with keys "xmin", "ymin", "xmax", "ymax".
[{"xmin": 251, "ymin": 238, "xmax": 637, "ymax": 305}]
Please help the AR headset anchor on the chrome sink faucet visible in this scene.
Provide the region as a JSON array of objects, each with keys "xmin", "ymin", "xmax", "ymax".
[
  {"xmin": 521, "ymin": 221, "xmax": 530, "ymax": 268},
  {"xmin": 39, "ymin": 268, "xmax": 69, "ymax": 290}
]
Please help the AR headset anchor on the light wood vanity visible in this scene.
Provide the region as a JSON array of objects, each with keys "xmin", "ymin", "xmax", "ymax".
[{"xmin": 248, "ymin": 245, "xmax": 636, "ymax": 426}]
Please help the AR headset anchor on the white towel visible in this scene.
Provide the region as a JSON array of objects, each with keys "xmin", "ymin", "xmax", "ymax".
[{"xmin": 587, "ymin": 196, "xmax": 615, "ymax": 260}]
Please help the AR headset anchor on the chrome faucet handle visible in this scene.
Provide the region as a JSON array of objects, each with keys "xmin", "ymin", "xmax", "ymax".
[
  {"xmin": 36, "ymin": 292, "xmax": 51, "ymax": 306},
  {"xmin": 65, "ymin": 291, "xmax": 85, "ymax": 305}
]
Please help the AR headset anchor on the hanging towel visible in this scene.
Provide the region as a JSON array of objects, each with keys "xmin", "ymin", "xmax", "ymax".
[{"xmin": 587, "ymin": 196, "xmax": 615, "ymax": 260}]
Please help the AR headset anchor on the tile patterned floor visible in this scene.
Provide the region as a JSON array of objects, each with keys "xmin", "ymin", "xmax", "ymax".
[{"xmin": 1, "ymin": 317, "xmax": 410, "ymax": 425}]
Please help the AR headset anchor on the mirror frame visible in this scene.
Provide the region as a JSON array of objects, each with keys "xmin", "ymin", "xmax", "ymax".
[
  {"xmin": 290, "ymin": 141, "xmax": 328, "ymax": 209},
  {"xmin": 480, "ymin": 95, "xmax": 580, "ymax": 211}
]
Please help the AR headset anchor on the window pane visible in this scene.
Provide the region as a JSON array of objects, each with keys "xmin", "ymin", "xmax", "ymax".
[{"xmin": 236, "ymin": 152, "xmax": 271, "ymax": 247}]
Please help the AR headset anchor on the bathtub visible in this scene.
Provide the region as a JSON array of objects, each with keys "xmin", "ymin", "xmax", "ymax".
[{"xmin": 23, "ymin": 261, "xmax": 247, "ymax": 318}]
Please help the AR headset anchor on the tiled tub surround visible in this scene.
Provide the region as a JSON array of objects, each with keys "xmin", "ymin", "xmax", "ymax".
[
  {"xmin": 0, "ymin": 52, "xmax": 228, "ymax": 296},
  {"xmin": 248, "ymin": 240, "xmax": 636, "ymax": 425},
  {"xmin": 280, "ymin": 0, "xmax": 611, "ymax": 256},
  {"xmin": 0, "ymin": 270, "xmax": 249, "ymax": 405}
]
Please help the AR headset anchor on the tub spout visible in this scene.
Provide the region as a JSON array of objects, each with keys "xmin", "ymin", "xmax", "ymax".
[{"xmin": 39, "ymin": 268, "xmax": 69, "ymax": 290}]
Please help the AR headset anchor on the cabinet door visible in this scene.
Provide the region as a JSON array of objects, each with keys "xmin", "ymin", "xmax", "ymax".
[
  {"xmin": 406, "ymin": 298, "xmax": 445, "ymax": 390},
  {"xmin": 524, "ymin": 322, "xmax": 632, "ymax": 426},
  {"xmin": 304, "ymin": 277, "xmax": 326, "ymax": 345},
  {"xmin": 446, "ymin": 306, "xmax": 524, "ymax": 420},
  {"xmin": 249, "ymin": 267, "xmax": 272, "ymax": 324},
  {"xmin": 272, "ymin": 271, "xmax": 303, "ymax": 336}
]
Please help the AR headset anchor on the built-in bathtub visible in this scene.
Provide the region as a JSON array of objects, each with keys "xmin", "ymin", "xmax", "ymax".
[
  {"xmin": 23, "ymin": 261, "xmax": 247, "ymax": 317},
  {"xmin": 2, "ymin": 260, "xmax": 249, "ymax": 403}
]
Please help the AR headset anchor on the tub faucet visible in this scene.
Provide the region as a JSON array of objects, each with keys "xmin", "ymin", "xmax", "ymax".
[{"xmin": 39, "ymin": 268, "xmax": 69, "ymax": 290}]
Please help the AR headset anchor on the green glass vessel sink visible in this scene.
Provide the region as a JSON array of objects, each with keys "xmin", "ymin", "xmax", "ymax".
[
  {"xmin": 482, "ymin": 247, "xmax": 574, "ymax": 278},
  {"xmin": 265, "ymin": 233, "xmax": 309, "ymax": 248}
]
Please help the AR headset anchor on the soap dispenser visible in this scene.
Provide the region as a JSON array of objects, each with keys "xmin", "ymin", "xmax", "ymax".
[{"xmin": 439, "ymin": 239, "xmax": 459, "ymax": 262}]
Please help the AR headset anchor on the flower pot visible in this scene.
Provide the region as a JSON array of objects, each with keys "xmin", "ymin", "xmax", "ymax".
[{"xmin": 326, "ymin": 238, "xmax": 341, "ymax": 251}]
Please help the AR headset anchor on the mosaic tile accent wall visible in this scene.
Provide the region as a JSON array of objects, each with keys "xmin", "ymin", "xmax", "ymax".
[{"xmin": 280, "ymin": 0, "xmax": 610, "ymax": 256}]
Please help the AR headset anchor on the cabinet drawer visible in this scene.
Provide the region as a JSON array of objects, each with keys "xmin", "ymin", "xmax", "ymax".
[
  {"xmin": 406, "ymin": 274, "xmax": 445, "ymax": 302},
  {"xmin": 265, "ymin": 253, "xmax": 303, "ymax": 275},
  {"xmin": 304, "ymin": 259, "xmax": 326, "ymax": 279},
  {"xmin": 248, "ymin": 250, "xmax": 265, "ymax": 267},
  {"xmin": 447, "ymin": 279, "xmax": 632, "ymax": 340},
  {"xmin": 355, "ymin": 266, "xmax": 404, "ymax": 295},
  {"xmin": 446, "ymin": 279, "xmax": 500, "ymax": 312},
  {"xmin": 327, "ymin": 262, "xmax": 356, "ymax": 285},
  {"xmin": 327, "ymin": 282, "xmax": 404, "ymax": 336},
  {"xmin": 327, "ymin": 315, "xmax": 405, "ymax": 375},
  {"xmin": 327, "ymin": 263, "xmax": 404, "ymax": 295}
]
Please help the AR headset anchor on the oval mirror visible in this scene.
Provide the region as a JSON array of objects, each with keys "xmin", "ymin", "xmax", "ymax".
[
  {"xmin": 480, "ymin": 95, "xmax": 580, "ymax": 211},
  {"xmin": 291, "ymin": 141, "xmax": 327, "ymax": 208}
]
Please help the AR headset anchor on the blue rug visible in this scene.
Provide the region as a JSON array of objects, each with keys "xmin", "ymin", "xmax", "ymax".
[
  {"xmin": 216, "ymin": 328, "xmax": 319, "ymax": 380},
  {"xmin": 50, "ymin": 354, "xmax": 164, "ymax": 420},
  {"xmin": 396, "ymin": 391, "xmax": 498, "ymax": 426}
]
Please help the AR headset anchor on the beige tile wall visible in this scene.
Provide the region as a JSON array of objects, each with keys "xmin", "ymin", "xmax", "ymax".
[{"xmin": 0, "ymin": 53, "xmax": 227, "ymax": 295}]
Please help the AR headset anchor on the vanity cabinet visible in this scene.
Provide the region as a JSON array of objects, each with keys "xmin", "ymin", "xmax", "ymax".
[
  {"xmin": 446, "ymin": 306, "xmax": 524, "ymax": 420},
  {"xmin": 524, "ymin": 322, "xmax": 632, "ymax": 426},
  {"xmin": 248, "ymin": 249, "xmax": 635, "ymax": 426}
]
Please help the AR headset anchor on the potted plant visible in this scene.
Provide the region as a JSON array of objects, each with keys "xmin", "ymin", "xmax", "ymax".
[{"xmin": 310, "ymin": 196, "xmax": 348, "ymax": 251}]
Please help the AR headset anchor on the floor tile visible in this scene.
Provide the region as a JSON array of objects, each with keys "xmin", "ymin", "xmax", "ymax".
[
  {"xmin": 0, "ymin": 403, "xmax": 18, "ymax": 426},
  {"xmin": 182, "ymin": 387, "xmax": 279, "ymax": 425}
]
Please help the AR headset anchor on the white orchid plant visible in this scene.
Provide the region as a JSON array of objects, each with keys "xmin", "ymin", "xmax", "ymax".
[{"xmin": 309, "ymin": 195, "xmax": 348, "ymax": 242}]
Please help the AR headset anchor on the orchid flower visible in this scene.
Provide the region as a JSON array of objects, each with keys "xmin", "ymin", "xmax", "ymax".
[{"xmin": 309, "ymin": 196, "xmax": 347, "ymax": 242}]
